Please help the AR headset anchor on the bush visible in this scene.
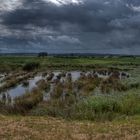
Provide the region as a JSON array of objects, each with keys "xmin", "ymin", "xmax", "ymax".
[{"xmin": 23, "ymin": 62, "xmax": 40, "ymax": 71}]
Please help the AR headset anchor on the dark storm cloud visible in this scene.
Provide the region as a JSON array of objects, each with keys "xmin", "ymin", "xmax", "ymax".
[
  {"xmin": 1, "ymin": 0, "xmax": 133, "ymax": 32},
  {"xmin": 0, "ymin": 0, "xmax": 140, "ymax": 54}
]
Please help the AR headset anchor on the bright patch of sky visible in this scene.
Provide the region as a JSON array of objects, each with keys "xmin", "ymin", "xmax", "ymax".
[
  {"xmin": 0, "ymin": 0, "xmax": 22, "ymax": 12},
  {"xmin": 42, "ymin": 0, "xmax": 83, "ymax": 6}
]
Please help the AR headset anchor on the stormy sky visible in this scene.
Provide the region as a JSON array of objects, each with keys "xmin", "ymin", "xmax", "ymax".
[{"xmin": 0, "ymin": 0, "xmax": 140, "ymax": 54}]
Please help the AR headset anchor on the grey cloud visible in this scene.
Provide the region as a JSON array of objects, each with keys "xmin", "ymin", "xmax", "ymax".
[
  {"xmin": 0, "ymin": 0, "xmax": 140, "ymax": 54},
  {"xmin": 1, "ymin": 0, "xmax": 133, "ymax": 32},
  {"xmin": 110, "ymin": 14, "xmax": 140, "ymax": 30}
]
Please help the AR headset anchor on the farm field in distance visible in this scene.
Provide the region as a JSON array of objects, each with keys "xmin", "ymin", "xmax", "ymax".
[{"xmin": 0, "ymin": 56, "xmax": 140, "ymax": 140}]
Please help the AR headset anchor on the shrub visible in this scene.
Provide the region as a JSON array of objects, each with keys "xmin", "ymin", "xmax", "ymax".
[{"xmin": 23, "ymin": 62, "xmax": 40, "ymax": 71}]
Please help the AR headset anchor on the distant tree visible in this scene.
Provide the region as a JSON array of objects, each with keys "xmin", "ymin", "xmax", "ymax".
[{"xmin": 38, "ymin": 52, "xmax": 48, "ymax": 58}]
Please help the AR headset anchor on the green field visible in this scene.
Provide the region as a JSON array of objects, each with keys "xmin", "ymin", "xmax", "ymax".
[
  {"xmin": 0, "ymin": 56, "xmax": 140, "ymax": 140},
  {"xmin": 0, "ymin": 56, "xmax": 140, "ymax": 71}
]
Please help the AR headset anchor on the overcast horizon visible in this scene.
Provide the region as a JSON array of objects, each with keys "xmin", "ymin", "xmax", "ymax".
[{"xmin": 0, "ymin": 0, "xmax": 140, "ymax": 55}]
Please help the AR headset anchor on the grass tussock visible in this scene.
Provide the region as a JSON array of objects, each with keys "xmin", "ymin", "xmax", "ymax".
[
  {"xmin": 13, "ymin": 88, "xmax": 43, "ymax": 113},
  {"xmin": 0, "ymin": 72, "xmax": 36, "ymax": 93},
  {"xmin": 0, "ymin": 87, "xmax": 43, "ymax": 114},
  {"xmin": 75, "ymin": 76, "xmax": 101, "ymax": 96},
  {"xmin": 100, "ymin": 77, "xmax": 127, "ymax": 93}
]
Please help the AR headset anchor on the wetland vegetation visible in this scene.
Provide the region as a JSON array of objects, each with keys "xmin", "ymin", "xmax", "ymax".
[{"xmin": 0, "ymin": 56, "xmax": 140, "ymax": 139}]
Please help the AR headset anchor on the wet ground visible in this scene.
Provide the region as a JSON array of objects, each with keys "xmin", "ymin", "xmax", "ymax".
[{"xmin": 0, "ymin": 70, "xmax": 130, "ymax": 103}]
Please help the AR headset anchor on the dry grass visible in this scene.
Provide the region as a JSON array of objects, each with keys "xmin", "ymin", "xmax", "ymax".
[{"xmin": 0, "ymin": 115, "xmax": 140, "ymax": 140}]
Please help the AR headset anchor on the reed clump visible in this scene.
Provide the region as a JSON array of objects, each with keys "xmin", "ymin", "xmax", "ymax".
[{"xmin": 13, "ymin": 87, "xmax": 43, "ymax": 113}]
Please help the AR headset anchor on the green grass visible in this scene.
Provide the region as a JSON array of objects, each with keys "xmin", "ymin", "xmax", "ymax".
[
  {"xmin": 29, "ymin": 87, "xmax": 140, "ymax": 121},
  {"xmin": 0, "ymin": 56, "xmax": 140, "ymax": 71}
]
